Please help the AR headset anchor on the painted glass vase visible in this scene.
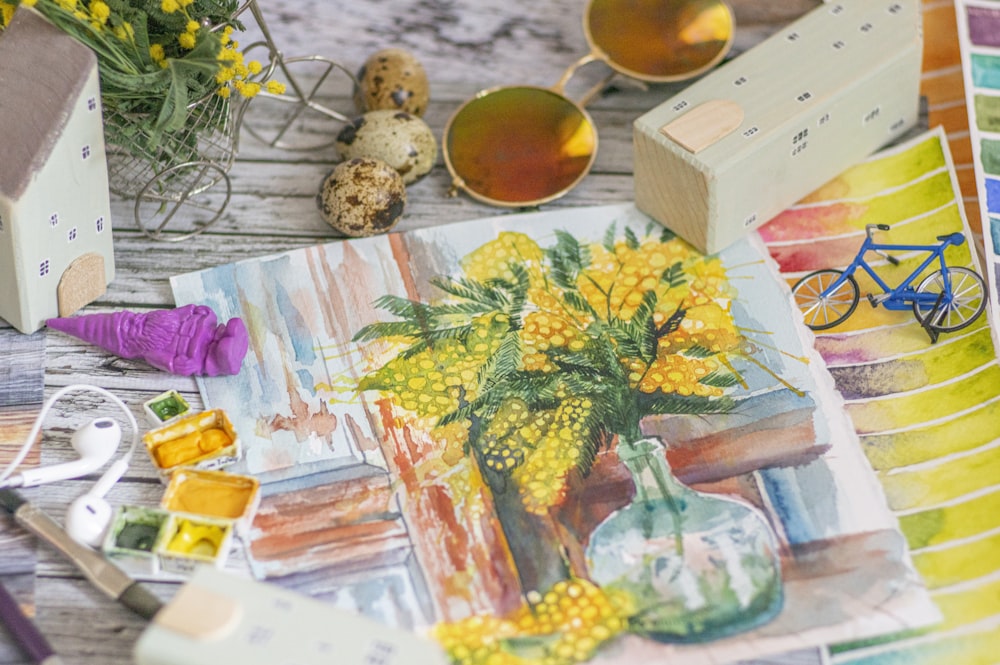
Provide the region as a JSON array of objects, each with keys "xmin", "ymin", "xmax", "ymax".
[{"xmin": 585, "ymin": 437, "xmax": 783, "ymax": 642}]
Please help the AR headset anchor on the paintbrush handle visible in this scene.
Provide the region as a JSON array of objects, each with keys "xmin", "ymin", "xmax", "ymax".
[
  {"xmin": 0, "ymin": 579, "xmax": 61, "ymax": 665},
  {"xmin": 14, "ymin": 502, "xmax": 132, "ymax": 598},
  {"xmin": 0, "ymin": 490, "xmax": 163, "ymax": 621}
]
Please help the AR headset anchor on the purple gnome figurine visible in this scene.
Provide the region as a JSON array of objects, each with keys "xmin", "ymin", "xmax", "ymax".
[{"xmin": 47, "ymin": 305, "xmax": 249, "ymax": 376}]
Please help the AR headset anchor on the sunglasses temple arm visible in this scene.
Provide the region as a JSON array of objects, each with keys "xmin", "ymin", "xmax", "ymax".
[
  {"xmin": 578, "ymin": 70, "xmax": 628, "ymax": 107},
  {"xmin": 554, "ymin": 54, "xmax": 648, "ymax": 107},
  {"xmin": 553, "ymin": 54, "xmax": 607, "ymax": 106}
]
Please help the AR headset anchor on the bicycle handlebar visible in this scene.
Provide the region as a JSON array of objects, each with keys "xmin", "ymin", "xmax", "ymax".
[
  {"xmin": 864, "ymin": 223, "xmax": 900, "ymax": 265},
  {"xmin": 865, "ymin": 223, "xmax": 891, "ymax": 239}
]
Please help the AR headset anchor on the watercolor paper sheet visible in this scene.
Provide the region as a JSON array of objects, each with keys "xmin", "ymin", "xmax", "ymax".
[
  {"xmin": 758, "ymin": 127, "xmax": 1000, "ymax": 664},
  {"xmin": 955, "ymin": 0, "xmax": 1000, "ymax": 355},
  {"xmin": 172, "ymin": 203, "xmax": 937, "ymax": 664}
]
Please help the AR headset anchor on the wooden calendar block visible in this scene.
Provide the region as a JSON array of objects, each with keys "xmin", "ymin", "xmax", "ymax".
[{"xmin": 633, "ymin": 0, "xmax": 923, "ymax": 254}]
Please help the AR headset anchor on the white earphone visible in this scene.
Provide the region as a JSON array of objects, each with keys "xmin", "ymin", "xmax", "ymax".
[
  {"xmin": 14, "ymin": 417, "xmax": 122, "ymax": 488},
  {"xmin": 64, "ymin": 455, "xmax": 130, "ymax": 547},
  {"xmin": 0, "ymin": 384, "xmax": 139, "ymax": 547}
]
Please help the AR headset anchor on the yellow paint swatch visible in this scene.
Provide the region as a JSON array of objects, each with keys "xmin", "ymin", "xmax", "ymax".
[{"xmin": 881, "ymin": 444, "xmax": 1000, "ymax": 511}]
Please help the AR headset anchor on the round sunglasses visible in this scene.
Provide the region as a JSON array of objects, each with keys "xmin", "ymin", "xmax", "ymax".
[{"xmin": 443, "ymin": 0, "xmax": 735, "ymax": 208}]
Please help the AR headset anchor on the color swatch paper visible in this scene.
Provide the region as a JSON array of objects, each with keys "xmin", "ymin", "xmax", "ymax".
[
  {"xmin": 956, "ymin": 0, "xmax": 1000, "ymax": 351},
  {"xmin": 758, "ymin": 126, "xmax": 1000, "ymax": 665}
]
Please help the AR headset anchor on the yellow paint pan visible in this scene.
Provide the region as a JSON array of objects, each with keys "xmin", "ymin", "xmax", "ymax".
[
  {"xmin": 143, "ymin": 409, "xmax": 242, "ymax": 481},
  {"xmin": 161, "ymin": 468, "xmax": 260, "ymax": 538}
]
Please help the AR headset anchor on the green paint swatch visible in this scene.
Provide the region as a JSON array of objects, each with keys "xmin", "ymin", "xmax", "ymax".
[
  {"xmin": 899, "ymin": 487, "xmax": 1000, "ymax": 549},
  {"xmin": 981, "ymin": 139, "xmax": 1000, "ymax": 176},
  {"xmin": 974, "ymin": 94, "xmax": 1000, "ymax": 132}
]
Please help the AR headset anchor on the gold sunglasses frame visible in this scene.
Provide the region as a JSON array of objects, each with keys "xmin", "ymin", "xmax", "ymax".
[{"xmin": 442, "ymin": 0, "xmax": 735, "ymax": 209}]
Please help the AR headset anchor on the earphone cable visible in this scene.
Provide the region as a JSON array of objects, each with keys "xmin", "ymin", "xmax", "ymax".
[{"xmin": 0, "ymin": 384, "xmax": 139, "ymax": 488}]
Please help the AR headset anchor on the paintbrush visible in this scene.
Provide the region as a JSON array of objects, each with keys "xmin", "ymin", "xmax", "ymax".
[
  {"xmin": 0, "ymin": 578, "xmax": 62, "ymax": 665},
  {"xmin": 0, "ymin": 489, "xmax": 163, "ymax": 620}
]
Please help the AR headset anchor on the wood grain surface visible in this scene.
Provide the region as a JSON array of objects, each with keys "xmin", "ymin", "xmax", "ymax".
[{"xmin": 1, "ymin": 2, "xmax": 853, "ymax": 664}]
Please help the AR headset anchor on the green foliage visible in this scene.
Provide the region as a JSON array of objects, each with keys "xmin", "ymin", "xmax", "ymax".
[
  {"xmin": 354, "ymin": 223, "xmax": 754, "ymax": 512},
  {"xmin": 0, "ymin": 0, "xmax": 257, "ymax": 171}
]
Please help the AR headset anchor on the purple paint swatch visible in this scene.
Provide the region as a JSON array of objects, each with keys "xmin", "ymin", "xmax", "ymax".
[{"xmin": 967, "ymin": 6, "xmax": 1000, "ymax": 48}]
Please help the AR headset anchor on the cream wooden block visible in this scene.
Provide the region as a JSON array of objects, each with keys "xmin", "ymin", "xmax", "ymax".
[{"xmin": 634, "ymin": 0, "xmax": 923, "ymax": 254}]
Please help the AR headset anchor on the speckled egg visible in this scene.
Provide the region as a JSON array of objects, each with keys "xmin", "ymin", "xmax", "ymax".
[
  {"xmin": 354, "ymin": 48, "xmax": 430, "ymax": 116},
  {"xmin": 336, "ymin": 110, "xmax": 438, "ymax": 185},
  {"xmin": 317, "ymin": 158, "xmax": 406, "ymax": 237}
]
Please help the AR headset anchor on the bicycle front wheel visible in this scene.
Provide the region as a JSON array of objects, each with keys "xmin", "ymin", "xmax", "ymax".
[
  {"xmin": 913, "ymin": 266, "xmax": 987, "ymax": 332},
  {"xmin": 791, "ymin": 269, "xmax": 860, "ymax": 330}
]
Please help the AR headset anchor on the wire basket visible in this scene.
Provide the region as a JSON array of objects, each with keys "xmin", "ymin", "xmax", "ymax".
[
  {"xmin": 105, "ymin": 90, "xmax": 241, "ymax": 242},
  {"xmin": 104, "ymin": 0, "xmax": 354, "ymax": 242}
]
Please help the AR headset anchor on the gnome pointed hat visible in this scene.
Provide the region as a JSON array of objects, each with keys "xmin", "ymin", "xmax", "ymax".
[
  {"xmin": 47, "ymin": 307, "xmax": 249, "ymax": 376},
  {"xmin": 46, "ymin": 311, "xmax": 137, "ymax": 358}
]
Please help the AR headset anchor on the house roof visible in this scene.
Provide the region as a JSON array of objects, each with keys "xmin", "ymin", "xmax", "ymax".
[{"xmin": 0, "ymin": 7, "xmax": 98, "ymax": 199}]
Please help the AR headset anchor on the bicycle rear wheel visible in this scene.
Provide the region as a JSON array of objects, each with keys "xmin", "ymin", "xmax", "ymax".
[
  {"xmin": 791, "ymin": 269, "xmax": 860, "ymax": 330},
  {"xmin": 913, "ymin": 266, "xmax": 987, "ymax": 332}
]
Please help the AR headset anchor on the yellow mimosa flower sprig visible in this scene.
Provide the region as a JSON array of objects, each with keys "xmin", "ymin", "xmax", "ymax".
[
  {"xmin": 355, "ymin": 223, "xmax": 753, "ymax": 516},
  {"xmin": 0, "ymin": 0, "xmax": 284, "ymax": 163}
]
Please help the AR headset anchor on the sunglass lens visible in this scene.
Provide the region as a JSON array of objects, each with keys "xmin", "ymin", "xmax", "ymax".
[
  {"xmin": 587, "ymin": 0, "xmax": 733, "ymax": 80},
  {"xmin": 445, "ymin": 87, "xmax": 596, "ymax": 205}
]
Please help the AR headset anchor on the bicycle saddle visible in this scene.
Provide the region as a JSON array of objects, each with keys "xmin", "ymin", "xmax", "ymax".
[{"xmin": 937, "ymin": 232, "xmax": 965, "ymax": 245}]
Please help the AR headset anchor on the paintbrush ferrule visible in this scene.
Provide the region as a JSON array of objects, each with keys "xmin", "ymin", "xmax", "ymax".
[
  {"xmin": 13, "ymin": 502, "xmax": 134, "ymax": 599},
  {"xmin": 0, "ymin": 490, "xmax": 163, "ymax": 619}
]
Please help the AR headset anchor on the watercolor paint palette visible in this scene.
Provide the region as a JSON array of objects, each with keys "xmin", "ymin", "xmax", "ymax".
[
  {"xmin": 161, "ymin": 468, "xmax": 261, "ymax": 539},
  {"xmin": 102, "ymin": 506, "xmax": 170, "ymax": 576},
  {"xmin": 956, "ymin": 0, "xmax": 1000, "ymax": 346},
  {"xmin": 155, "ymin": 512, "xmax": 235, "ymax": 576},
  {"xmin": 143, "ymin": 408, "xmax": 242, "ymax": 481},
  {"xmin": 102, "ymin": 505, "xmax": 234, "ymax": 576},
  {"xmin": 142, "ymin": 389, "xmax": 192, "ymax": 428}
]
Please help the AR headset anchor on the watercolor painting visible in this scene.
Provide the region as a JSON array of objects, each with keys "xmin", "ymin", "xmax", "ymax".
[
  {"xmin": 757, "ymin": 127, "xmax": 1000, "ymax": 664},
  {"xmin": 171, "ymin": 204, "xmax": 938, "ymax": 664},
  {"xmin": 955, "ymin": 0, "xmax": 1000, "ymax": 355}
]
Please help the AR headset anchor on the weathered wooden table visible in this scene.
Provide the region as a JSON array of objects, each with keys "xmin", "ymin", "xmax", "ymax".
[{"xmin": 1, "ymin": 2, "xmax": 863, "ymax": 663}]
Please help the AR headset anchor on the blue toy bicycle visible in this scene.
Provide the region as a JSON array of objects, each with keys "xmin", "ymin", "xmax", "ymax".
[{"xmin": 791, "ymin": 224, "xmax": 987, "ymax": 341}]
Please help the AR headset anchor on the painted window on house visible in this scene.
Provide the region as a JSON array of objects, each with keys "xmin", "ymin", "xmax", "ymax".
[
  {"xmin": 68, "ymin": 227, "xmax": 78, "ymax": 242},
  {"xmin": 49, "ymin": 213, "xmax": 59, "ymax": 227},
  {"xmin": 39, "ymin": 259, "xmax": 50, "ymax": 277},
  {"xmin": 95, "ymin": 216, "xmax": 105, "ymax": 233},
  {"xmin": 81, "ymin": 145, "xmax": 91, "ymax": 160}
]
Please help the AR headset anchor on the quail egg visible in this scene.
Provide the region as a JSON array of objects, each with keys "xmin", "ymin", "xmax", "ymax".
[
  {"xmin": 317, "ymin": 158, "xmax": 406, "ymax": 237},
  {"xmin": 355, "ymin": 48, "xmax": 430, "ymax": 116},
  {"xmin": 336, "ymin": 110, "xmax": 438, "ymax": 184}
]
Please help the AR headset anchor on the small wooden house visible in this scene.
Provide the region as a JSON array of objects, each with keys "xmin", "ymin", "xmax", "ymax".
[{"xmin": 0, "ymin": 7, "xmax": 115, "ymax": 334}]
